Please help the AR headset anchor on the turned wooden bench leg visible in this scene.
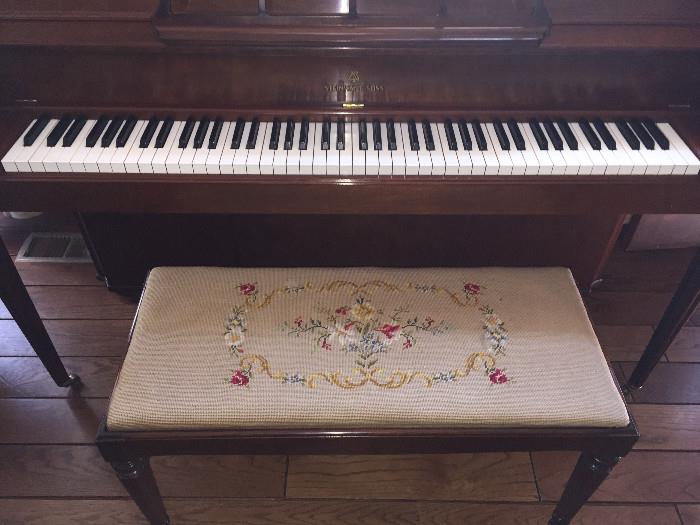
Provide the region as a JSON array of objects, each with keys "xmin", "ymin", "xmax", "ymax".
[
  {"xmin": 111, "ymin": 457, "xmax": 170, "ymax": 525},
  {"xmin": 548, "ymin": 451, "xmax": 622, "ymax": 525}
]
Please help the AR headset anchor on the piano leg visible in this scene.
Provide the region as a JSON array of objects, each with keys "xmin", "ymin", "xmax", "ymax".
[
  {"xmin": 0, "ymin": 235, "xmax": 81, "ymax": 387},
  {"xmin": 626, "ymin": 248, "xmax": 700, "ymax": 390}
]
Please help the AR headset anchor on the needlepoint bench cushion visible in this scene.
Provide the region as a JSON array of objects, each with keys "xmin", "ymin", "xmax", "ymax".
[{"xmin": 106, "ymin": 267, "xmax": 629, "ymax": 431}]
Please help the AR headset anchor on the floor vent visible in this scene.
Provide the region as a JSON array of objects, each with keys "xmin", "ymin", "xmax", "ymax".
[{"xmin": 16, "ymin": 232, "xmax": 91, "ymax": 263}]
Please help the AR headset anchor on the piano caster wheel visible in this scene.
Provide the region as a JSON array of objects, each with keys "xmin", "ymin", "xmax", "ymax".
[{"xmin": 59, "ymin": 373, "xmax": 82, "ymax": 388}]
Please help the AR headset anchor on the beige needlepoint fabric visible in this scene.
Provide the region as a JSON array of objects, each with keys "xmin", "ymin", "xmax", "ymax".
[{"xmin": 106, "ymin": 267, "xmax": 630, "ymax": 430}]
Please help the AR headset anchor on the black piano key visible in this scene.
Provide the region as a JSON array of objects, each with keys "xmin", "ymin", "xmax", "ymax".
[
  {"xmin": 299, "ymin": 118, "xmax": 309, "ymax": 150},
  {"xmin": 542, "ymin": 119, "xmax": 563, "ymax": 150},
  {"xmin": 100, "ymin": 117, "xmax": 124, "ymax": 148},
  {"xmin": 359, "ymin": 120, "xmax": 368, "ymax": 150},
  {"xmin": 577, "ymin": 119, "xmax": 601, "ymax": 150},
  {"xmin": 62, "ymin": 116, "xmax": 87, "ymax": 147},
  {"xmin": 231, "ymin": 118, "xmax": 245, "ymax": 149},
  {"xmin": 387, "ymin": 119, "xmax": 397, "ymax": 151},
  {"xmin": 86, "ymin": 116, "xmax": 110, "ymax": 147},
  {"xmin": 245, "ymin": 118, "xmax": 260, "ymax": 150},
  {"xmin": 506, "ymin": 118, "xmax": 526, "ymax": 151},
  {"xmin": 284, "ymin": 118, "xmax": 295, "ymax": 150},
  {"xmin": 116, "ymin": 116, "xmax": 137, "ymax": 148},
  {"xmin": 46, "ymin": 116, "xmax": 73, "ymax": 147},
  {"xmin": 628, "ymin": 118, "xmax": 655, "ymax": 150},
  {"xmin": 422, "ymin": 119, "xmax": 435, "ymax": 151},
  {"xmin": 408, "ymin": 119, "xmax": 419, "ymax": 151},
  {"xmin": 321, "ymin": 119, "xmax": 331, "ymax": 150},
  {"xmin": 178, "ymin": 118, "xmax": 195, "ymax": 148},
  {"xmin": 372, "ymin": 119, "xmax": 382, "ymax": 150},
  {"xmin": 528, "ymin": 119, "xmax": 548, "ymax": 150},
  {"xmin": 23, "ymin": 115, "xmax": 50, "ymax": 146},
  {"xmin": 492, "ymin": 119, "xmax": 510, "ymax": 150},
  {"xmin": 471, "ymin": 119, "xmax": 488, "ymax": 151},
  {"xmin": 208, "ymin": 118, "xmax": 223, "ymax": 149},
  {"xmin": 269, "ymin": 118, "xmax": 281, "ymax": 150},
  {"xmin": 641, "ymin": 117, "xmax": 670, "ymax": 150},
  {"xmin": 593, "ymin": 118, "xmax": 616, "ymax": 150},
  {"xmin": 154, "ymin": 118, "xmax": 174, "ymax": 148},
  {"xmin": 555, "ymin": 119, "xmax": 578, "ymax": 150},
  {"xmin": 615, "ymin": 119, "xmax": 640, "ymax": 150},
  {"xmin": 457, "ymin": 119, "xmax": 472, "ymax": 150},
  {"xmin": 337, "ymin": 119, "xmax": 345, "ymax": 150},
  {"xmin": 140, "ymin": 118, "xmax": 160, "ymax": 148},
  {"xmin": 444, "ymin": 119, "xmax": 458, "ymax": 151},
  {"xmin": 193, "ymin": 118, "xmax": 210, "ymax": 149}
]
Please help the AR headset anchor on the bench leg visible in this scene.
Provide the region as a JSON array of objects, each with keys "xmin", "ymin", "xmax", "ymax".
[
  {"xmin": 547, "ymin": 451, "xmax": 621, "ymax": 525},
  {"xmin": 111, "ymin": 457, "xmax": 170, "ymax": 525}
]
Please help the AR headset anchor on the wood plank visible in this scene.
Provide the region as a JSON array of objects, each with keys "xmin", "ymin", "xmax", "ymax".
[
  {"xmin": 287, "ymin": 453, "xmax": 537, "ymax": 501},
  {"xmin": 27, "ymin": 286, "xmax": 137, "ymax": 320},
  {"xmin": 584, "ymin": 292, "xmax": 672, "ymax": 326},
  {"xmin": 666, "ymin": 327, "xmax": 700, "ymax": 362},
  {"xmin": 17, "ymin": 262, "xmax": 100, "ymax": 286},
  {"xmin": 0, "ymin": 356, "xmax": 120, "ymax": 398},
  {"xmin": 621, "ymin": 362, "xmax": 700, "ymax": 404},
  {"xmin": 678, "ymin": 505, "xmax": 700, "ymax": 525},
  {"xmin": 0, "ymin": 445, "xmax": 285, "ymax": 498},
  {"xmin": 0, "ymin": 319, "xmax": 131, "ymax": 357},
  {"xmin": 593, "ymin": 324, "xmax": 655, "ymax": 362},
  {"xmin": 0, "ymin": 500, "xmax": 683, "ymax": 525},
  {"xmin": 0, "ymin": 398, "xmax": 107, "ymax": 444},
  {"xmin": 631, "ymin": 405, "xmax": 700, "ymax": 451},
  {"xmin": 533, "ymin": 451, "xmax": 700, "ymax": 503}
]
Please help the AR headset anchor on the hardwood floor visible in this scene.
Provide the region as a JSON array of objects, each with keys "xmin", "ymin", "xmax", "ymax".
[{"xmin": 0, "ymin": 214, "xmax": 698, "ymax": 525}]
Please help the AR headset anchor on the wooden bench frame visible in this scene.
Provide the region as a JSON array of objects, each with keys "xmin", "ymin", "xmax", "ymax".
[{"xmin": 96, "ymin": 418, "xmax": 638, "ymax": 525}]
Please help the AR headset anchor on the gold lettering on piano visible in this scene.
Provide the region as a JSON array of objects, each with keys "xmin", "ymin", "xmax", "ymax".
[{"xmin": 324, "ymin": 71, "xmax": 384, "ymax": 94}]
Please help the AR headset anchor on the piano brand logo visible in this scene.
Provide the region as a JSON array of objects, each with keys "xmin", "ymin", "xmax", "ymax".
[{"xmin": 324, "ymin": 71, "xmax": 384, "ymax": 94}]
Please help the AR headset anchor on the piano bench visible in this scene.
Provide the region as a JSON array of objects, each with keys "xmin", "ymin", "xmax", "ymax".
[{"xmin": 96, "ymin": 267, "xmax": 637, "ymax": 525}]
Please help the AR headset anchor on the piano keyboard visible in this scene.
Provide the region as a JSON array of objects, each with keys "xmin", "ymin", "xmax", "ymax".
[{"xmin": 3, "ymin": 115, "xmax": 699, "ymax": 176}]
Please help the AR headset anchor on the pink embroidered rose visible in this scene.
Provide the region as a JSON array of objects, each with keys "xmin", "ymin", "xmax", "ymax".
[
  {"xmin": 464, "ymin": 282, "xmax": 481, "ymax": 295},
  {"xmin": 343, "ymin": 321, "xmax": 355, "ymax": 331},
  {"xmin": 294, "ymin": 316, "xmax": 303, "ymax": 327},
  {"xmin": 403, "ymin": 339, "xmax": 413, "ymax": 349},
  {"xmin": 335, "ymin": 307, "xmax": 349, "ymax": 316},
  {"xmin": 424, "ymin": 316, "xmax": 434, "ymax": 327},
  {"xmin": 378, "ymin": 324, "xmax": 401, "ymax": 339},
  {"xmin": 230, "ymin": 369, "xmax": 250, "ymax": 386},
  {"xmin": 321, "ymin": 338, "xmax": 332, "ymax": 351},
  {"xmin": 239, "ymin": 283, "xmax": 256, "ymax": 296},
  {"xmin": 489, "ymin": 369, "xmax": 508, "ymax": 384}
]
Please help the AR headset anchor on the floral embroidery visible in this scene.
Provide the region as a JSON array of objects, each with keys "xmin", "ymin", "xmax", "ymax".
[{"xmin": 224, "ymin": 279, "xmax": 510, "ymax": 390}]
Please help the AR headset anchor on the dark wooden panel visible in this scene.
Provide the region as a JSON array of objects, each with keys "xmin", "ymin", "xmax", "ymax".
[
  {"xmin": 584, "ymin": 292, "xmax": 672, "ymax": 326},
  {"xmin": 266, "ymin": 0, "xmax": 350, "ymax": 16},
  {"xmin": 623, "ymin": 362, "xmax": 700, "ymax": 404},
  {"xmin": 171, "ymin": 0, "xmax": 259, "ymax": 15},
  {"xmin": 0, "ymin": 398, "xmax": 107, "ymax": 443},
  {"xmin": 546, "ymin": 0, "xmax": 700, "ymax": 25},
  {"xmin": 0, "ymin": 356, "xmax": 120, "ymax": 398},
  {"xmin": 593, "ymin": 325, "xmax": 655, "ymax": 362},
  {"xmin": 356, "ymin": 0, "xmax": 440, "ymax": 16},
  {"xmin": 666, "ymin": 327, "xmax": 700, "ymax": 362},
  {"xmin": 27, "ymin": 286, "xmax": 137, "ymax": 320},
  {"xmin": 0, "ymin": 0, "xmax": 158, "ymax": 20},
  {"xmin": 0, "ymin": 500, "xmax": 684, "ymax": 525},
  {"xmin": 631, "ymin": 405, "xmax": 700, "ymax": 451},
  {"xmin": 287, "ymin": 453, "xmax": 537, "ymax": 501},
  {"xmin": 533, "ymin": 451, "xmax": 700, "ymax": 503}
]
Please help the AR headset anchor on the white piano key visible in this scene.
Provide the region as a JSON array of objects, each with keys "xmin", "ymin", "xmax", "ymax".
[
  {"xmin": 547, "ymin": 143, "xmax": 567, "ymax": 175},
  {"xmin": 390, "ymin": 122, "xmax": 406, "ymax": 177},
  {"xmin": 377, "ymin": 123, "xmax": 393, "ymax": 176},
  {"xmin": 232, "ymin": 121, "xmax": 252, "ymax": 175},
  {"xmin": 502, "ymin": 125, "xmax": 529, "ymax": 175},
  {"xmin": 139, "ymin": 121, "xmax": 169, "ymax": 174},
  {"xmin": 192, "ymin": 124, "xmax": 214, "ymax": 174},
  {"xmin": 122, "ymin": 121, "xmax": 148, "ymax": 173},
  {"xmin": 28, "ymin": 122, "xmax": 66, "ymax": 173},
  {"xmin": 287, "ymin": 122, "xmax": 302, "ymax": 175},
  {"xmin": 605, "ymin": 122, "xmax": 639, "ymax": 175},
  {"xmin": 246, "ymin": 121, "xmax": 270, "ymax": 175},
  {"xmin": 400, "ymin": 123, "xmax": 419, "ymax": 176},
  {"xmin": 326, "ymin": 121, "xmax": 340, "ymax": 176},
  {"xmin": 522, "ymin": 123, "xmax": 553, "ymax": 175},
  {"xmin": 552, "ymin": 123, "xmax": 582, "ymax": 175},
  {"xmin": 638, "ymin": 139, "xmax": 674, "ymax": 175},
  {"xmin": 365, "ymin": 134, "xmax": 380, "ymax": 177},
  {"xmin": 299, "ymin": 122, "xmax": 315, "ymax": 174},
  {"xmin": 272, "ymin": 121, "xmax": 288, "ymax": 175},
  {"xmin": 9, "ymin": 119, "xmax": 58, "ymax": 172},
  {"xmin": 312, "ymin": 122, "xmax": 326, "ymax": 175},
  {"xmin": 3, "ymin": 120, "xmax": 39, "ymax": 172},
  {"xmin": 351, "ymin": 123, "xmax": 365, "ymax": 176},
  {"xmin": 479, "ymin": 125, "xmax": 501, "ymax": 176},
  {"xmin": 96, "ymin": 121, "xmax": 125, "ymax": 174},
  {"xmin": 259, "ymin": 121, "xmax": 276, "ymax": 174},
  {"xmin": 514, "ymin": 123, "xmax": 540, "ymax": 175},
  {"xmin": 204, "ymin": 121, "xmax": 232, "ymax": 175},
  {"xmin": 450, "ymin": 122, "xmax": 472, "ymax": 175},
  {"xmin": 570, "ymin": 123, "xmax": 606, "ymax": 175},
  {"xmin": 339, "ymin": 122, "xmax": 353, "ymax": 176},
  {"xmin": 437, "ymin": 123, "xmax": 460, "ymax": 175},
  {"xmin": 657, "ymin": 123, "xmax": 700, "ymax": 175},
  {"xmin": 152, "ymin": 121, "xmax": 182, "ymax": 174},
  {"xmin": 54, "ymin": 119, "xmax": 94, "ymax": 173},
  {"xmin": 485, "ymin": 123, "xmax": 513, "ymax": 175},
  {"xmin": 178, "ymin": 125, "xmax": 199, "ymax": 175},
  {"xmin": 42, "ymin": 123, "xmax": 83, "ymax": 172},
  {"xmin": 428, "ymin": 123, "xmax": 445, "ymax": 175},
  {"xmin": 164, "ymin": 121, "xmax": 188, "ymax": 174},
  {"xmin": 415, "ymin": 124, "xmax": 432, "ymax": 175}
]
